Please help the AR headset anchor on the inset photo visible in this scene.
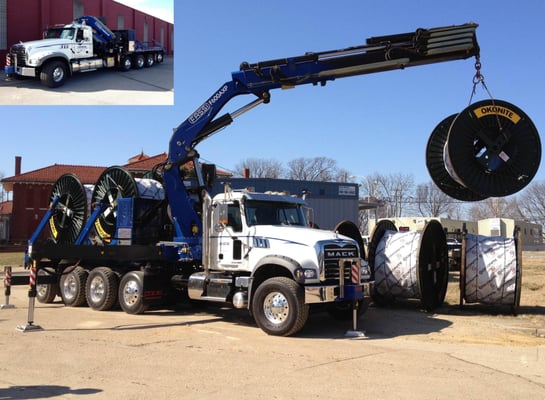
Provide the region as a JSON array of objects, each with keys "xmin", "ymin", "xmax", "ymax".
[{"xmin": 0, "ymin": 0, "xmax": 174, "ymax": 105}]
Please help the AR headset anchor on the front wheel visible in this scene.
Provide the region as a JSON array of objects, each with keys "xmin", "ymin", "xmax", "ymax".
[
  {"xmin": 251, "ymin": 277, "xmax": 309, "ymax": 336},
  {"xmin": 118, "ymin": 271, "xmax": 147, "ymax": 314},
  {"xmin": 40, "ymin": 61, "xmax": 68, "ymax": 88}
]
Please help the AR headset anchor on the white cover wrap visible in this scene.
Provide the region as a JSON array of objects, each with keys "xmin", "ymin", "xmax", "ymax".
[
  {"xmin": 375, "ymin": 230, "xmax": 420, "ymax": 298},
  {"xmin": 135, "ymin": 178, "xmax": 165, "ymax": 200},
  {"xmin": 464, "ymin": 234, "xmax": 517, "ymax": 305}
]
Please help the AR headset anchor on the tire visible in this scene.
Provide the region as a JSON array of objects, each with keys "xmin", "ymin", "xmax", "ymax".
[
  {"xmin": 251, "ymin": 277, "xmax": 309, "ymax": 336},
  {"xmin": 59, "ymin": 266, "xmax": 88, "ymax": 307},
  {"xmin": 145, "ymin": 53, "xmax": 154, "ymax": 67},
  {"xmin": 118, "ymin": 271, "xmax": 148, "ymax": 314},
  {"xmin": 40, "ymin": 61, "xmax": 68, "ymax": 88},
  {"xmin": 86, "ymin": 267, "xmax": 118, "ymax": 311},
  {"xmin": 119, "ymin": 56, "xmax": 132, "ymax": 71},
  {"xmin": 133, "ymin": 54, "xmax": 145, "ymax": 69},
  {"xmin": 156, "ymin": 52, "xmax": 164, "ymax": 63},
  {"xmin": 36, "ymin": 270, "xmax": 58, "ymax": 304}
]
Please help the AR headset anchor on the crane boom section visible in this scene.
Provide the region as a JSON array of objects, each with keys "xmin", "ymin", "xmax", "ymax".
[{"xmin": 165, "ymin": 23, "xmax": 479, "ymax": 239}]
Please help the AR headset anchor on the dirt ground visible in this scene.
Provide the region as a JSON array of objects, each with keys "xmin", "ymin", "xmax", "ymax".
[{"xmin": 0, "ymin": 252, "xmax": 544, "ymax": 399}]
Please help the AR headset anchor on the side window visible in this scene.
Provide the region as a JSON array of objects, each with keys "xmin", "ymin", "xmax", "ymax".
[{"xmin": 227, "ymin": 204, "xmax": 242, "ymax": 232}]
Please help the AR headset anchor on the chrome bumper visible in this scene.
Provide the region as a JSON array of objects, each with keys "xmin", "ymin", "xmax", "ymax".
[
  {"xmin": 15, "ymin": 66, "xmax": 37, "ymax": 77},
  {"xmin": 304, "ymin": 281, "xmax": 373, "ymax": 304}
]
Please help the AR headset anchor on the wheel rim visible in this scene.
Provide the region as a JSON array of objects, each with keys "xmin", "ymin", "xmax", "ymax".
[
  {"xmin": 137, "ymin": 57, "xmax": 144, "ymax": 68},
  {"xmin": 53, "ymin": 67, "xmax": 64, "ymax": 82},
  {"xmin": 263, "ymin": 292, "xmax": 290, "ymax": 325},
  {"xmin": 63, "ymin": 275, "xmax": 77, "ymax": 301},
  {"xmin": 124, "ymin": 59, "xmax": 131, "ymax": 69},
  {"xmin": 37, "ymin": 284, "xmax": 49, "ymax": 298},
  {"xmin": 157, "ymin": 53, "xmax": 163, "ymax": 63},
  {"xmin": 121, "ymin": 280, "xmax": 140, "ymax": 306},
  {"xmin": 89, "ymin": 276, "xmax": 106, "ymax": 304}
]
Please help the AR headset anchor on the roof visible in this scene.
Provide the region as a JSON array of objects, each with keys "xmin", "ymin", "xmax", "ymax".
[
  {"xmin": 0, "ymin": 153, "xmax": 233, "ymax": 191},
  {"xmin": 0, "ymin": 201, "xmax": 13, "ymax": 215},
  {"xmin": 124, "ymin": 152, "xmax": 167, "ymax": 171},
  {"xmin": 1, "ymin": 164, "xmax": 107, "ymax": 191}
]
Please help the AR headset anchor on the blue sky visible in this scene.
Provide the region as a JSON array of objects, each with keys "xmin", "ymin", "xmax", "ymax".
[{"xmin": 1, "ymin": 0, "xmax": 545, "ymax": 197}]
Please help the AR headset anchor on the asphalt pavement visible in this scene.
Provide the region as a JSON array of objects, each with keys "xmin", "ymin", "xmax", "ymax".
[{"xmin": 0, "ymin": 56, "xmax": 173, "ymax": 106}]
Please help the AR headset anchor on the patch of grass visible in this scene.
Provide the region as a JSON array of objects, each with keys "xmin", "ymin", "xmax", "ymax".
[{"xmin": 0, "ymin": 252, "xmax": 25, "ymax": 267}]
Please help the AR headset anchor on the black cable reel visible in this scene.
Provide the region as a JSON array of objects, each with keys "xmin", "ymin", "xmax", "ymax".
[
  {"xmin": 426, "ymin": 61, "xmax": 541, "ymax": 200},
  {"xmin": 49, "ymin": 173, "xmax": 88, "ymax": 244}
]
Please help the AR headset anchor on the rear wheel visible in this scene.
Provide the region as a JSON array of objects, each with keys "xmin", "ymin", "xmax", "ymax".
[
  {"xmin": 118, "ymin": 271, "xmax": 147, "ymax": 314},
  {"xmin": 134, "ymin": 54, "xmax": 145, "ymax": 69},
  {"xmin": 86, "ymin": 267, "xmax": 118, "ymax": 311},
  {"xmin": 145, "ymin": 53, "xmax": 154, "ymax": 67},
  {"xmin": 156, "ymin": 52, "xmax": 164, "ymax": 63},
  {"xmin": 119, "ymin": 56, "xmax": 132, "ymax": 71},
  {"xmin": 40, "ymin": 61, "xmax": 68, "ymax": 88},
  {"xmin": 252, "ymin": 277, "xmax": 308, "ymax": 336},
  {"xmin": 36, "ymin": 270, "xmax": 58, "ymax": 304},
  {"xmin": 59, "ymin": 266, "xmax": 88, "ymax": 307}
]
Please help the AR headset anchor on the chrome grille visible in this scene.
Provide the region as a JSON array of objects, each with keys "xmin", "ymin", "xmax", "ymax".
[
  {"xmin": 11, "ymin": 45, "xmax": 27, "ymax": 67},
  {"xmin": 323, "ymin": 244, "xmax": 358, "ymax": 283}
]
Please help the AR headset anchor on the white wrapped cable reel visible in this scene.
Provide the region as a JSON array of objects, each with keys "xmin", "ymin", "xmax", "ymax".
[
  {"xmin": 368, "ymin": 220, "xmax": 449, "ymax": 311},
  {"xmin": 460, "ymin": 230, "xmax": 521, "ymax": 314},
  {"xmin": 135, "ymin": 178, "xmax": 165, "ymax": 200}
]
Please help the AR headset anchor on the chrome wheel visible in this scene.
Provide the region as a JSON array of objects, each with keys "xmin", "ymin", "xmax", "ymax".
[{"xmin": 262, "ymin": 291, "xmax": 290, "ymax": 325}]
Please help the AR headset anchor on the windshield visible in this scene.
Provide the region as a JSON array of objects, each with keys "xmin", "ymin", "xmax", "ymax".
[
  {"xmin": 45, "ymin": 28, "xmax": 76, "ymax": 40},
  {"xmin": 245, "ymin": 200, "xmax": 307, "ymax": 227}
]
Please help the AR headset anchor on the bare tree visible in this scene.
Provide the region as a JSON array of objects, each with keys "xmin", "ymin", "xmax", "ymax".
[
  {"xmin": 371, "ymin": 172, "xmax": 414, "ymax": 218},
  {"xmin": 415, "ymin": 181, "xmax": 455, "ymax": 217},
  {"xmin": 467, "ymin": 197, "xmax": 522, "ymax": 220},
  {"xmin": 235, "ymin": 158, "xmax": 284, "ymax": 178},
  {"xmin": 514, "ymin": 181, "xmax": 545, "ymax": 224},
  {"xmin": 286, "ymin": 157, "xmax": 339, "ymax": 181}
]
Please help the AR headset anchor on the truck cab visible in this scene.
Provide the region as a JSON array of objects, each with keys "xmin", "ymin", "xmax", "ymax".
[{"xmin": 185, "ymin": 188, "xmax": 373, "ymax": 335}]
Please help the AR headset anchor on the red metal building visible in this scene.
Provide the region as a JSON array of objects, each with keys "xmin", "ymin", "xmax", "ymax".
[{"xmin": 0, "ymin": 0, "xmax": 174, "ymax": 68}]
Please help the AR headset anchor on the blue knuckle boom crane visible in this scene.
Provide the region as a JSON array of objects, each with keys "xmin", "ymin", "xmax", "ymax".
[{"xmin": 20, "ymin": 22, "xmax": 540, "ymax": 335}]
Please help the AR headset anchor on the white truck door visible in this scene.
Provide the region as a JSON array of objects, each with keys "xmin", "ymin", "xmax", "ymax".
[{"xmin": 72, "ymin": 27, "xmax": 93, "ymax": 58}]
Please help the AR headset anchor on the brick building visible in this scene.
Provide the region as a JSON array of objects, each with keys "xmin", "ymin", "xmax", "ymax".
[
  {"xmin": 1, "ymin": 153, "xmax": 170, "ymax": 243},
  {"xmin": 0, "ymin": 0, "xmax": 174, "ymax": 68}
]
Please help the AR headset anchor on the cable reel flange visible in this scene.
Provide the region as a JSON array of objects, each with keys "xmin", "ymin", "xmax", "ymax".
[
  {"xmin": 49, "ymin": 173, "xmax": 87, "ymax": 244},
  {"xmin": 91, "ymin": 166, "xmax": 138, "ymax": 243},
  {"xmin": 444, "ymin": 99, "xmax": 541, "ymax": 197},
  {"xmin": 426, "ymin": 113, "xmax": 488, "ymax": 201}
]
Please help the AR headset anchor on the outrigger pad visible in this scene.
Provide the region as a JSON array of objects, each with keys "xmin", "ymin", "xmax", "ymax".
[
  {"xmin": 428, "ymin": 100, "xmax": 541, "ymax": 199},
  {"xmin": 49, "ymin": 174, "xmax": 87, "ymax": 244}
]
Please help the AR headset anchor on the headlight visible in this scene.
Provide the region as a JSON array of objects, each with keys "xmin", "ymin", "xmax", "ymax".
[
  {"xmin": 360, "ymin": 260, "xmax": 371, "ymax": 281},
  {"xmin": 294, "ymin": 268, "xmax": 317, "ymax": 282}
]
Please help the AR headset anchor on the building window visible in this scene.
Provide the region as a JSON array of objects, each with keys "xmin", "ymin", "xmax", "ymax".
[
  {"xmin": 73, "ymin": 0, "xmax": 84, "ymax": 19},
  {"xmin": 160, "ymin": 27, "xmax": 164, "ymax": 46},
  {"xmin": 117, "ymin": 14, "xmax": 124, "ymax": 29},
  {"xmin": 0, "ymin": 0, "xmax": 6, "ymax": 50}
]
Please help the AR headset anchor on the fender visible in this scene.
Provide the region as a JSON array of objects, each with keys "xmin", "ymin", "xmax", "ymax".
[
  {"xmin": 247, "ymin": 254, "xmax": 303, "ymax": 313},
  {"xmin": 31, "ymin": 52, "xmax": 70, "ymax": 70}
]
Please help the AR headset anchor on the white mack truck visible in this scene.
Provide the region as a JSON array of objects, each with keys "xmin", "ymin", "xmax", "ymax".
[{"xmin": 4, "ymin": 15, "xmax": 164, "ymax": 88}]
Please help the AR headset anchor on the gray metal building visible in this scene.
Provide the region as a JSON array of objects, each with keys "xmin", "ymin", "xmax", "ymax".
[{"xmin": 210, "ymin": 178, "xmax": 359, "ymax": 230}]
